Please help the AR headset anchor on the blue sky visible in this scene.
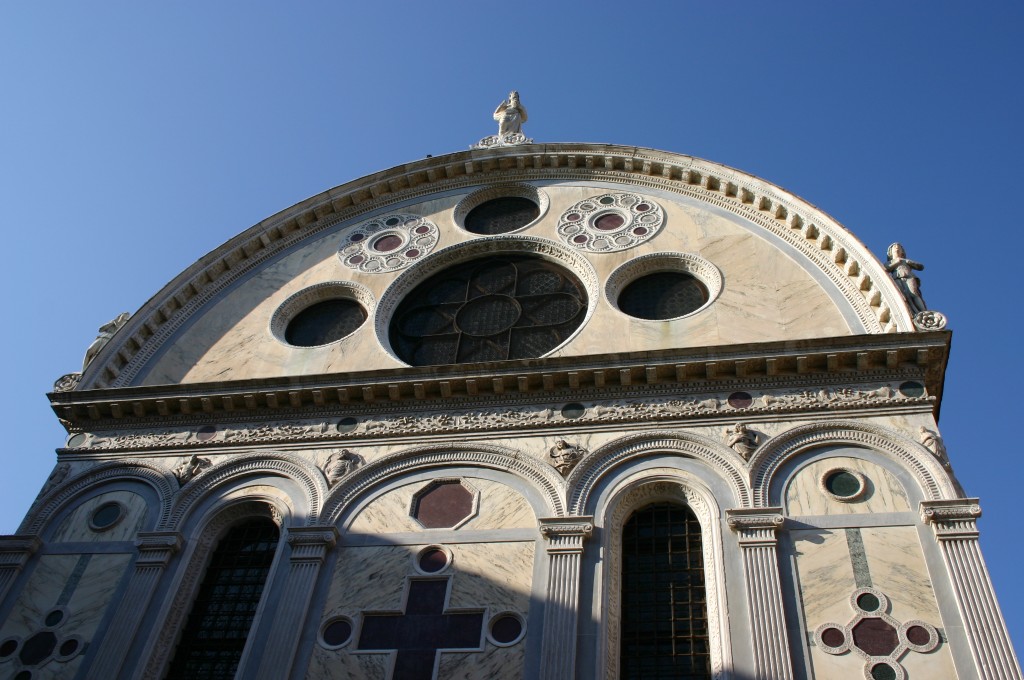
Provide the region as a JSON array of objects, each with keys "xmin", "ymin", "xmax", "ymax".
[{"xmin": 2, "ymin": 1, "xmax": 1022, "ymax": 655}]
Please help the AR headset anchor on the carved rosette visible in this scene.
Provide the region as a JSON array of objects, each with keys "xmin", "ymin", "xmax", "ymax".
[
  {"xmin": 913, "ymin": 310, "xmax": 947, "ymax": 331},
  {"xmin": 470, "ymin": 132, "xmax": 534, "ymax": 149},
  {"xmin": 338, "ymin": 213, "xmax": 439, "ymax": 273},
  {"xmin": 53, "ymin": 373, "xmax": 82, "ymax": 392},
  {"xmin": 557, "ymin": 193, "xmax": 664, "ymax": 252}
]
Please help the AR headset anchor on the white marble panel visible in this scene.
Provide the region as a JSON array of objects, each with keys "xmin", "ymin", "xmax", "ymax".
[
  {"xmin": 447, "ymin": 542, "xmax": 534, "ymax": 610},
  {"xmin": 791, "ymin": 528, "xmax": 857, "ymax": 630},
  {"xmin": 50, "ymin": 490, "xmax": 148, "ymax": 543},
  {"xmin": 859, "ymin": 527, "xmax": 940, "ymax": 623},
  {"xmin": 786, "ymin": 456, "xmax": 911, "ymax": 517},
  {"xmin": 306, "ymin": 646, "xmax": 391, "ymax": 680},
  {"xmin": 438, "ymin": 644, "xmax": 526, "ymax": 680}
]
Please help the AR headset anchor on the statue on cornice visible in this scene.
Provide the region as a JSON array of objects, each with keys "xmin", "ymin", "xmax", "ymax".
[
  {"xmin": 919, "ymin": 426, "xmax": 950, "ymax": 469},
  {"xmin": 82, "ymin": 312, "xmax": 131, "ymax": 371},
  {"xmin": 885, "ymin": 243, "xmax": 927, "ymax": 314},
  {"xmin": 471, "ymin": 90, "xmax": 534, "ymax": 149}
]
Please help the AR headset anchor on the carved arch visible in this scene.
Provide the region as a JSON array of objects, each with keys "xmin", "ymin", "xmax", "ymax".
[
  {"xmin": 320, "ymin": 442, "xmax": 565, "ymax": 525},
  {"xmin": 749, "ymin": 420, "xmax": 958, "ymax": 506},
  {"xmin": 160, "ymin": 451, "xmax": 327, "ymax": 530},
  {"xmin": 567, "ymin": 431, "xmax": 749, "ymax": 515},
  {"xmin": 18, "ymin": 461, "xmax": 176, "ymax": 535}
]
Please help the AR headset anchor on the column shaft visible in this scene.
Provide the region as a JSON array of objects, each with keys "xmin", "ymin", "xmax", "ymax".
[
  {"xmin": 538, "ymin": 517, "xmax": 592, "ymax": 680},
  {"xmin": 727, "ymin": 508, "xmax": 794, "ymax": 680},
  {"xmin": 922, "ymin": 499, "xmax": 1023, "ymax": 679}
]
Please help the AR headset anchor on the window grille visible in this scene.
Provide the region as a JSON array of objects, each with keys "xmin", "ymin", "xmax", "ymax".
[{"xmin": 620, "ymin": 503, "xmax": 710, "ymax": 679}]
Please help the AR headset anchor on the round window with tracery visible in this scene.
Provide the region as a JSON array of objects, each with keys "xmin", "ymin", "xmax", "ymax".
[{"xmin": 388, "ymin": 256, "xmax": 588, "ymax": 366}]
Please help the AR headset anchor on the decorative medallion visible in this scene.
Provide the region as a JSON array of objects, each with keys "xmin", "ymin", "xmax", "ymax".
[
  {"xmin": 557, "ymin": 193, "xmax": 664, "ymax": 252},
  {"xmin": 814, "ymin": 588, "xmax": 939, "ymax": 680},
  {"xmin": 338, "ymin": 213, "xmax": 439, "ymax": 273},
  {"xmin": 912, "ymin": 310, "xmax": 947, "ymax": 331}
]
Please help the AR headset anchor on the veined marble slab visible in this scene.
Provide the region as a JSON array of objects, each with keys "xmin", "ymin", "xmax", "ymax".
[{"xmin": 786, "ymin": 456, "xmax": 911, "ymax": 517}]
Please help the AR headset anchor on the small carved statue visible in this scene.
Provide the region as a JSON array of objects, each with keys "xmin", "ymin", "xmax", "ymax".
[
  {"xmin": 174, "ymin": 454, "xmax": 211, "ymax": 485},
  {"xmin": 549, "ymin": 439, "xmax": 587, "ymax": 475},
  {"xmin": 323, "ymin": 448, "xmax": 359, "ymax": 486},
  {"xmin": 725, "ymin": 423, "xmax": 758, "ymax": 460},
  {"xmin": 919, "ymin": 426, "xmax": 950, "ymax": 468},
  {"xmin": 82, "ymin": 312, "xmax": 132, "ymax": 371},
  {"xmin": 885, "ymin": 243, "xmax": 927, "ymax": 314},
  {"xmin": 41, "ymin": 462, "xmax": 71, "ymax": 494},
  {"xmin": 494, "ymin": 90, "xmax": 528, "ymax": 137}
]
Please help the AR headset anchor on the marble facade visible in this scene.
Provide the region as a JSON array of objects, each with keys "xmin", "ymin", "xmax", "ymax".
[{"xmin": 1, "ymin": 142, "xmax": 1019, "ymax": 679}]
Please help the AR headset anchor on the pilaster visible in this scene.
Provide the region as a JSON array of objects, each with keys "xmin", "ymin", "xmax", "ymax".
[
  {"xmin": 253, "ymin": 526, "xmax": 338, "ymax": 680},
  {"xmin": 921, "ymin": 499, "xmax": 1023, "ymax": 679},
  {"xmin": 88, "ymin": 531, "xmax": 182, "ymax": 679},
  {"xmin": 0, "ymin": 535, "xmax": 41, "ymax": 605},
  {"xmin": 727, "ymin": 508, "xmax": 794, "ymax": 680},
  {"xmin": 538, "ymin": 517, "xmax": 593, "ymax": 680}
]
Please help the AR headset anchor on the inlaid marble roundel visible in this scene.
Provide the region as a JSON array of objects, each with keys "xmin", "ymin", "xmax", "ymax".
[
  {"xmin": 557, "ymin": 193, "xmax": 664, "ymax": 252},
  {"xmin": 338, "ymin": 213, "xmax": 439, "ymax": 273}
]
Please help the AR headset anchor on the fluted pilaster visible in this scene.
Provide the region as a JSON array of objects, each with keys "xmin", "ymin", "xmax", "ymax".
[
  {"xmin": 88, "ymin": 531, "xmax": 182, "ymax": 679},
  {"xmin": 727, "ymin": 508, "xmax": 794, "ymax": 680},
  {"xmin": 253, "ymin": 526, "xmax": 338, "ymax": 680},
  {"xmin": 538, "ymin": 517, "xmax": 592, "ymax": 680},
  {"xmin": 921, "ymin": 499, "xmax": 1023, "ymax": 679},
  {"xmin": 0, "ymin": 535, "xmax": 40, "ymax": 605}
]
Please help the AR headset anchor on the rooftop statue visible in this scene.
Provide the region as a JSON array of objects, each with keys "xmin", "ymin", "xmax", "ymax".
[
  {"xmin": 471, "ymin": 90, "xmax": 534, "ymax": 149},
  {"xmin": 885, "ymin": 243, "xmax": 927, "ymax": 314},
  {"xmin": 83, "ymin": 312, "xmax": 131, "ymax": 371}
]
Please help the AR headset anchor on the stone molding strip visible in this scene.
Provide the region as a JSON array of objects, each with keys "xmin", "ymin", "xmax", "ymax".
[
  {"xmin": 52, "ymin": 332, "xmax": 949, "ymax": 429},
  {"xmin": 76, "ymin": 144, "xmax": 917, "ymax": 390}
]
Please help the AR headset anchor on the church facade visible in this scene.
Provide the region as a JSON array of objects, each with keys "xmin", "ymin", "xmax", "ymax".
[{"xmin": 1, "ymin": 107, "xmax": 1020, "ymax": 679}]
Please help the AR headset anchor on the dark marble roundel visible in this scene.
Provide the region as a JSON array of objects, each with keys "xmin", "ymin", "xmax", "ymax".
[
  {"xmin": 418, "ymin": 548, "xmax": 449, "ymax": 573},
  {"xmin": 337, "ymin": 417, "xmax": 359, "ymax": 434},
  {"xmin": 898, "ymin": 381, "xmax": 925, "ymax": 398},
  {"xmin": 820, "ymin": 626, "xmax": 846, "ymax": 648},
  {"xmin": 322, "ymin": 619, "xmax": 353, "ymax": 647},
  {"xmin": 490, "ymin": 614, "xmax": 524, "ymax": 644},
  {"xmin": 0, "ymin": 639, "xmax": 17, "ymax": 658},
  {"xmin": 728, "ymin": 392, "xmax": 753, "ymax": 409}
]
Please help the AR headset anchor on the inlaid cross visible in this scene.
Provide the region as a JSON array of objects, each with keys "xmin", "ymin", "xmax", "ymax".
[{"xmin": 356, "ymin": 578, "xmax": 484, "ymax": 680}]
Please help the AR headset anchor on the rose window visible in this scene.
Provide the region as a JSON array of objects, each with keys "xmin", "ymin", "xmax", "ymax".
[{"xmin": 389, "ymin": 255, "xmax": 587, "ymax": 366}]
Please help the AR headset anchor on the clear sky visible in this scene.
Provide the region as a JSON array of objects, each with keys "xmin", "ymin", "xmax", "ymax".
[{"xmin": 2, "ymin": 0, "xmax": 1022, "ymax": 656}]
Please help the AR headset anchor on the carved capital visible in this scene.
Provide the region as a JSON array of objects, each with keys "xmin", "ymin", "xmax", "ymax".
[
  {"xmin": 726, "ymin": 508, "xmax": 785, "ymax": 547},
  {"xmin": 134, "ymin": 531, "xmax": 183, "ymax": 567},
  {"xmin": 920, "ymin": 499, "xmax": 981, "ymax": 539},
  {"xmin": 539, "ymin": 517, "xmax": 593, "ymax": 553},
  {"xmin": 0, "ymin": 535, "xmax": 42, "ymax": 569},
  {"xmin": 286, "ymin": 526, "xmax": 339, "ymax": 564}
]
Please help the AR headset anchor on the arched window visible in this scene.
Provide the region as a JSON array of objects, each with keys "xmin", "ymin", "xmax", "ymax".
[
  {"xmin": 620, "ymin": 502, "xmax": 710, "ymax": 679},
  {"xmin": 165, "ymin": 517, "xmax": 280, "ymax": 679}
]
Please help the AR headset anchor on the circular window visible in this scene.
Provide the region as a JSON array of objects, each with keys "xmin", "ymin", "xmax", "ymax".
[
  {"xmin": 90, "ymin": 502, "xmax": 125, "ymax": 531},
  {"xmin": 561, "ymin": 403, "xmax": 586, "ymax": 419},
  {"xmin": 454, "ymin": 184, "xmax": 549, "ymax": 235},
  {"xmin": 606, "ymin": 253, "xmax": 722, "ymax": 322},
  {"xmin": 822, "ymin": 468, "xmax": 867, "ymax": 502},
  {"xmin": 320, "ymin": 617, "xmax": 354, "ymax": 648},
  {"xmin": 285, "ymin": 299, "xmax": 367, "ymax": 347},
  {"xmin": 488, "ymin": 613, "xmax": 526, "ymax": 646},
  {"xmin": 389, "ymin": 255, "xmax": 588, "ymax": 366},
  {"xmin": 417, "ymin": 547, "xmax": 450, "ymax": 573},
  {"xmin": 857, "ymin": 592, "xmax": 881, "ymax": 613},
  {"xmin": 870, "ymin": 662, "xmax": 898, "ymax": 680},
  {"xmin": 15, "ymin": 671, "xmax": 32, "ymax": 680},
  {"xmin": 44, "ymin": 610, "xmax": 64, "ymax": 628},
  {"xmin": 271, "ymin": 282, "xmax": 374, "ymax": 348},
  {"xmin": 619, "ymin": 272, "xmax": 709, "ymax": 321},
  {"xmin": 465, "ymin": 197, "xmax": 540, "ymax": 235},
  {"xmin": 336, "ymin": 417, "xmax": 359, "ymax": 434}
]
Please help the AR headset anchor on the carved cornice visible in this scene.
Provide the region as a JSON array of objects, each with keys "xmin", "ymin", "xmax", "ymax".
[
  {"xmin": 921, "ymin": 499, "xmax": 982, "ymax": 539},
  {"xmin": 74, "ymin": 144, "xmax": 922, "ymax": 391},
  {"xmin": 51, "ymin": 332, "xmax": 948, "ymax": 435},
  {"xmin": 285, "ymin": 526, "xmax": 339, "ymax": 564},
  {"xmin": 726, "ymin": 508, "xmax": 785, "ymax": 546}
]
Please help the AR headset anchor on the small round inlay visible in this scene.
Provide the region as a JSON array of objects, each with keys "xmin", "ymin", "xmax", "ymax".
[
  {"xmin": 572, "ymin": 234, "xmax": 588, "ymax": 243},
  {"xmin": 322, "ymin": 619, "xmax": 353, "ymax": 647},
  {"xmin": 67, "ymin": 434, "xmax": 87, "ymax": 448},
  {"xmin": 857, "ymin": 592, "xmax": 881, "ymax": 613},
  {"xmin": 196, "ymin": 425, "xmax": 217, "ymax": 441},
  {"xmin": 0, "ymin": 639, "xmax": 17, "ymax": 657},
  {"xmin": 820, "ymin": 627, "xmax": 845, "ymax": 648},
  {"xmin": 336, "ymin": 417, "xmax": 359, "ymax": 433},
  {"xmin": 906, "ymin": 625, "xmax": 930, "ymax": 646},
  {"xmin": 415, "ymin": 225, "xmax": 430, "ymax": 234},
  {"xmin": 870, "ymin": 662, "xmax": 897, "ymax": 680},
  {"xmin": 58, "ymin": 639, "xmax": 79, "ymax": 657},
  {"xmin": 490, "ymin": 614, "xmax": 524, "ymax": 644},
  {"xmin": 899, "ymin": 381, "xmax": 925, "ymax": 398},
  {"xmin": 372, "ymin": 234, "xmax": 403, "ymax": 253},
  {"xmin": 418, "ymin": 548, "xmax": 449, "ymax": 573},
  {"xmin": 594, "ymin": 213, "xmax": 625, "ymax": 231},
  {"xmin": 350, "ymin": 233, "xmax": 365, "ymax": 242},
  {"xmin": 561, "ymin": 403, "xmax": 586, "ymax": 419},
  {"xmin": 566, "ymin": 213, "xmax": 581, "ymax": 222},
  {"xmin": 599, "ymin": 196, "xmax": 615, "ymax": 205},
  {"xmin": 636, "ymin": 203, "xmax": 651, "ymax": 212},
  {"xmin": 728, "ymin": 392, "xmax": 753, "ymax": 409},
  {"xmin": 632, "ymin": 227, "xmax": 648, "ymax": 235},
  {"xmin": 385, "ymin": 217, "xmax": 400, "ymax": 227},
  {"xmin": 44, "ymin": 610, "xmax": 63, "ymax": 627},
  {"xmin": 90, "ymin": 503, "xmax": 124, "ymax": 531},
  {"xmin": 826, "ymin": 470, "xmax": 864, "ymax": 499}
]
